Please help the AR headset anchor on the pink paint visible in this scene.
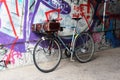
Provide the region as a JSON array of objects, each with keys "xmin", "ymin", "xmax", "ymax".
[
  {"xmin": 2, "ymin": 50, "xmax": 22, "ymax": 65},
  {"xmin": 15, "ymin": 0, "xmax": 19, "ymax": 16},
  {"xmin": 92, "ymin": 33, "xmax": 101, "ymax": 43},
  {"xmin": 45, "ymin": 8, "xmax": 62, "ymax": 22},
  {"xmin": 0, "ymin": 0, "xmax": 20, "ymax": 65},
  {"xmin": 5, "ymin": 36, "xmax": 19, "ymax": 65},
  {"xmin": 71, "ymin": 1, "xmax": 91, "ymax": 29}
]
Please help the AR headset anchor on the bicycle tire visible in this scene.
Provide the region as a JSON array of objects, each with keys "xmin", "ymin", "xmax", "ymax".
[
  {"xmin": 33, "ymin": 36, "xmax": 62, "ymax": 73},
  {"xmin": 74, "ymin": 32, "xmax": 95, "ymax": 63}
]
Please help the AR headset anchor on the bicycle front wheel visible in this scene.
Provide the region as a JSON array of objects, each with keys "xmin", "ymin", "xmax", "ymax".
[
  {"xmin": 74, "ymin": 32, "xmax": 95, "ymax": 63},
  {"xmin": 33, "ymin": 37, "xmax": 61, "ymax": 73}
]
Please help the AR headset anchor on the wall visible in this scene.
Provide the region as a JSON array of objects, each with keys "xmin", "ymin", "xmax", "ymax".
[{"xmin": 0, "ymin": 0, "xmax": 120, "ymax": 70}]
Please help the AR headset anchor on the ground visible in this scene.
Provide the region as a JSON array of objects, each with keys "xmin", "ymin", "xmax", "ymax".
[{"xmin": 0, "ymin": 48, "xmax": 120, "ymax": 80}]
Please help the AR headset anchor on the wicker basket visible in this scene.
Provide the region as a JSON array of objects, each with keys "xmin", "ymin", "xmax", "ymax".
[{"xmin": 31, "ymin": 22, "xmax": 60, "ymax": 33}]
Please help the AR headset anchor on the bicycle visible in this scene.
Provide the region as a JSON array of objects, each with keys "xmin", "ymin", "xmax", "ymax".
[{"xmin": 32, "ymin": 18, "xmax": 95, "ymax": 73}]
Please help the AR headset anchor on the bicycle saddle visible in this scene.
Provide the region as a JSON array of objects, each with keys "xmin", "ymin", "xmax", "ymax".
[{"xmin": 72, "ymin": 18, "xmax": 82, "ymax": 21}]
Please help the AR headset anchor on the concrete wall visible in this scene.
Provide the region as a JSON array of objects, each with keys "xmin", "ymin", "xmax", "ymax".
[{"xmin": 0, "ymin": 0, "xmax": 120, "ymax": 70}]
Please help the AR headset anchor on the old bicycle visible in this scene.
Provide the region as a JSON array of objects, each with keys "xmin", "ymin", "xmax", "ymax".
[{"xmin": 32, "ymin": 18, "xmax": 95, "ymax": 73}]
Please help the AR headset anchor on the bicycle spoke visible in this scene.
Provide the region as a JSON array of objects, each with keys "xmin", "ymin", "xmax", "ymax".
[
  {"xmin": 33, "ymin": 37, "xmax": 61, "ymax": 73},
  {"xmin": 75, "ymin": 33, "xmax": 95, "ymax": 63}
]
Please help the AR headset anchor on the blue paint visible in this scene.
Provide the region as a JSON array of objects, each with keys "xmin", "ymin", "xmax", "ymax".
[
  {"xmin": 106, "ymin": 20, "xmax": 120, "ymax": 47},
  {"xmin": 23, "ymin": 0, "xmax": 29, "ymax": 41},
  {"xmin": 0, "ymin": 0, "xmax": 42, "ymax": 52},
  {"xmin": 30, "ymin": 0, "xmax": 41, "ymax": 27},
  {"xmin": 0, "ymin": 2, "xmax": 2, "ymax": 7},
  {"xmin": 41, "ymin": 0, "xmax": 71, "ymax": 14},
  {"xmin": 0, "ymin": 32, "xmax": 25, "ymax": 52},
  {"xmin": 18, "ymin": 0, "xmax": 23, "ymax": 3},
  {"xmin": 0, "ymin": 1, "xmax": 26, "ymax": 52}
]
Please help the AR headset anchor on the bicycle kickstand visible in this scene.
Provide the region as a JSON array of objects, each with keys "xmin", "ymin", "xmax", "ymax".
[{"xmin": 70, "ymin": 52, "xmax": 75, "ymax": 62}]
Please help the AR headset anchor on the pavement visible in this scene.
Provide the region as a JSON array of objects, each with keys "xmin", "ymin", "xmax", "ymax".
[{"xmin": 0, "ymin": 48, "xmax": 120, "ymax": 80}]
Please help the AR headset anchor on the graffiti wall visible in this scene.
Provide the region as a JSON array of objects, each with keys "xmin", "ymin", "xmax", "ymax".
[{"xmin": 0, "ymin": 0, "xmax": 120, "ymax": 70}]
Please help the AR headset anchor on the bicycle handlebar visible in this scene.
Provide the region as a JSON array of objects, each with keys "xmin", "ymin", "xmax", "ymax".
[{"xmin": 47, "ymin": 18, "xmax": 62, "ymax": 22}]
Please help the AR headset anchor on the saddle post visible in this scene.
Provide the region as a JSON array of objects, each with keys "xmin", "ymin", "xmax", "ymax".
[{"xmin": 70, "ymin": 18, "xmax": 82, "ymax": 61}]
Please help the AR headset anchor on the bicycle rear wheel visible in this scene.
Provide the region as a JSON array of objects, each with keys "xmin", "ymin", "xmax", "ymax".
[
  {"xmin": 74, "ymin": 32, "xmax": 95, "ymax": 63},
  {"xmin": 33, "ymin": 36, "xmax": 61, "ymax": 73}
]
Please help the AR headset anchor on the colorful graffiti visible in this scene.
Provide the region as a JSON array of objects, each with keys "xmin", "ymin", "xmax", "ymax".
[
  {"xmin": 0, "ymin": 0, "xmax": 120, "ymax": 70},
  {"xmin": 90, "ymin": 0, "xmax": 120, "ymax": 48},
  {"xmin": 41, "ymin": 0, "xmax": 71, "ymax": 14}
]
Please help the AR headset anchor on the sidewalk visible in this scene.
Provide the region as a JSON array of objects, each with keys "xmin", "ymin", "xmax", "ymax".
[{"xmin": 0, "ymin": 48, "xmax": 120, "ymax": 80}]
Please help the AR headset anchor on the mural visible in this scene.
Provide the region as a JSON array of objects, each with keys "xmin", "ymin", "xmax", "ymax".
[
  {"xmin": 0, "ymin": 0, "xmax": 120, "ymax": 70},
  {"xmin": 90, "ymin": 0, "xmax": 120, "ymax": 50}
]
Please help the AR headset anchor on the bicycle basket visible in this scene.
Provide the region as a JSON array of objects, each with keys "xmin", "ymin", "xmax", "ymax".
[{"xmin": 31, "ymin": 22, "xmax": 60, "ymax": 33}]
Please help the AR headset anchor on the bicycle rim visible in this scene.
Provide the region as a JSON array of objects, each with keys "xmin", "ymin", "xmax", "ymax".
[
  {"xmin": 74, "ymin": 33, "xmax": 95, "ymax": 63},
  {"xmin": 33, "ymin": 37, "xmax": 61, "ymax": 73}
]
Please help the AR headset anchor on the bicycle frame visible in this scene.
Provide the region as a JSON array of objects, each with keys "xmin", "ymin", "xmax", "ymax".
[
  {"xmin": 54, "ymin": 27, "xmax": 79, "ymax": 61},
  {"xmin": 46, "ymin": 18, "xmax": 82, "ymax": 61}
]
